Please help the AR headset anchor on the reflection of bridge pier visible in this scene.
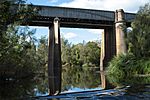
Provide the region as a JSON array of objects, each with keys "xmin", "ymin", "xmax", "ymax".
[
  {"xmin": 100, "ymin": 71, "xmax": 114, "ymax": 89},
  {"xmin": 17, "ymin": 5, "xmax": 135, "ymax": 95}
]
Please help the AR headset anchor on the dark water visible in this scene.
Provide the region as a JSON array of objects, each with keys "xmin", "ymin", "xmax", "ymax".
[{"xmin": 0, "ymin": 66, "xmax": 150, "ymax": 100}]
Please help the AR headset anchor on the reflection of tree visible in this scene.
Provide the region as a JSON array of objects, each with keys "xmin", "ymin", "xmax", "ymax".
[
  {"xmin": 107, "ymin": 74, "xmax": 150, "ymax": 88},
  {"xmin": 0, "ymin": 77, "xmax": 49, "ymax": 99},
  {"xmin": 125, "ymin": 84, "xmax": 150, "ymax": 96},
  {"xmin": 62, "ymin": 64, "xmax": 100, "ymax": 91},
  {"xmin": 0, "ymin": 78, "xmax": 35, "ymax": 99},
  {"xmin": 34, "ymin": 76, "xmax": 49, "ymax": 95}
]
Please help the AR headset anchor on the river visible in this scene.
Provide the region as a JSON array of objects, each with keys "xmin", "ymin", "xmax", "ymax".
[{"xmin": 0, "ymin": 66, "xmax": 149, "ymax": 100}]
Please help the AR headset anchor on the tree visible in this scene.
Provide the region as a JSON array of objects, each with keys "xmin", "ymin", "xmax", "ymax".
[
  {"xmin": 0, "ymin": 0, "xmax": 39, "ymax": 79},
  {"xmin": 127, "ymin": 3, "xmax": 150, "ymax": 58},
  {"xmin": 61, "ymin": 37, "xmax": 72, "ymax": 65},
  {"xmin": 84, "ymin": 42, "xmax": 100, "ymax": 66},
  {"xmin": 36, "ymin": 36, "xmax": 48, "ymax": 76}
]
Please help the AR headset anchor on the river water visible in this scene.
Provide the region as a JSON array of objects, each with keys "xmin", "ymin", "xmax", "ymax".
[{"xmin": 0, "ymin": 66, "xmax": 150, "ymax": 100}]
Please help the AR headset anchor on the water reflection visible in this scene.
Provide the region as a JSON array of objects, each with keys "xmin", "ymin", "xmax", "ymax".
[
  {"xmin": 36, "ymin": 85, "xmax": 150, "ymax": 100},
  {"xmin": 0, "ymin": 77, "xmax": 48, "ymax": 99},
  {"xmin": 100, "ymin": 71, "xmax": 114, "ymax": 89},
  {"xmin": 107, "ymin": 73, "xmax": 150, "ymax": 88},
  {"xmin": 61, "ymin": 65, "xmax": 101, "ymax": 92},
  {"xmin": 0, "ymin": 65, "xmax": 149, "ymax": 99},
  {"xmin": 0, "ymin": 78, "xmax": 34, "ymax": 99}
]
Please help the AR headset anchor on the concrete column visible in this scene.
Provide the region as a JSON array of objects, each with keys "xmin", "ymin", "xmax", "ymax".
[
  {"xmin": 100, "ymin": 32, "xmax": 105, "ymax": 71},
  {"xmin": 115, "ymin": 9, "xmax": 127, "ymax": 55},
  {"xmin": 48, "ymin": 17, "xmax": 62, "ymax": 95},
  {"xmin": 100, "ymin": 27, "xmax": 116, "ymax": 70}
]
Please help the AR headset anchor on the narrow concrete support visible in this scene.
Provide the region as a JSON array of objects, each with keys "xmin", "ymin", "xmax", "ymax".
[
  {"xmin": 115, "ymin": 9, "xmax": 127, "ymax": 55},
  {"xmin": 100, "ymin": 27, "xmax": 116, "ymax": 70},
  {"xmin": 48, "ymin": 17, "xmax": 62, "ymax": 95},
  {"xmin": 100, "ymin": 32, "xmax": 105, "ymax": 71}
]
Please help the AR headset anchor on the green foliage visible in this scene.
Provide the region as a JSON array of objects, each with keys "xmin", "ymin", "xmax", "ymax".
[
  {"xmin": 62, "ymin": 64, "xmax": 100, "ymax": 91},
  {"xmin": 0, "ymin": 26, "xmax": 38, "ymax": 79},
  {"xmin": 36, "ymin": 36, "xmax": 48, "ymax": 76},
  {"xmin": 61, "ymin": 37, "xmax": 100, "ymax": 67},
  {"xmin": 61, "ymin": 37, "xmax": 72, "ymax": 65},
  {"xmin": 107, "ymin": 54, "xmax": 150, "ymax": 86},
  {"xmin": 107, "ymin": 54, "xmax": 136, "ymax": 78},
  {"xmin": 127, "ymin": 3, "xmax": 150, "ymax": 57},
  {"xmin": 84, "ymin": 42, "xmax": 100, "ymax": 66},
  {"xmin": 0, "ymin": 0, "xmax": 39, "ymax": 79}
]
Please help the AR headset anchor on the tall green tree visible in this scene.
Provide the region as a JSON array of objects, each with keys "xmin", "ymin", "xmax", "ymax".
[
  {"xmin": 70, "ymin": 41, "xmax": 100, "ymax": 66},
  {"xmin": 127, "ymin": 3, "xmax": 150, "ymax": 58},
  {"xmin": 61, "ymin": 37, "xmax": 72, "ymax": 65},
  {"xmin": 84, "ymin": 42, "xmax": 100, "ymax": 66},
  {"xmin": 36, "ymin": 36, "xmax": 48, "ymax": 76},
  {"xmin": 0, "ymin": 0, "xmax": 39, "ymax": 79}
]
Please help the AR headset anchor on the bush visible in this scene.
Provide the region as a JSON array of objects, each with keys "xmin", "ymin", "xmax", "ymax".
[{"xmin": 107, "ymin": 54, "xmax": 150, "ymax": 86}]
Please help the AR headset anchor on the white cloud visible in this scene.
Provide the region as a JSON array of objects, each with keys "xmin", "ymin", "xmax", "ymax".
[
  {"xmin": 59, "ymin": 0, "xmax": 150, "ymax": 12},
  {"xmin": 88, "ymin": 37, "xmax": 101, "ymax": 42},
  {"xmin": 88, "ymin": 29, "xmax": 104, "ymax": 35},
  {"xmin": 62, "ymin": 32, "xmax": 77, "ymax": 39},
  {"xmin": 48, "ymin": 0, "xmax": 58, "ymax": 3}
]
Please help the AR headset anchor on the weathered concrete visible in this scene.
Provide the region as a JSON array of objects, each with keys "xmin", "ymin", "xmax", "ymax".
[
  {"xmin": 48, "ymin": 18, "xmax": 62, "ymax": 95},
  {"xmin": 100, "ymin": 32, "xmax": 105, "ymax": 71},
  {"xmin": 115, "ymin": 9, "xmax": 127, "ymax": 55},
  {"xmin": 100, "ymin": 26, "xmax": 116, "ymax": 69}
]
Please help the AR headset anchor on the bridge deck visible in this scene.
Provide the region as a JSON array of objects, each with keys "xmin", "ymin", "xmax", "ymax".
[{"xmin": 18, "ymin": 5, "xmax": 136, "ymax": 28}]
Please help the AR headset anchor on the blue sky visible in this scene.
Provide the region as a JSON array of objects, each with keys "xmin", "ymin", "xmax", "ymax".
[{"xmin": 26, "ymin": 0, "xmax": 149, "ymax": 44}]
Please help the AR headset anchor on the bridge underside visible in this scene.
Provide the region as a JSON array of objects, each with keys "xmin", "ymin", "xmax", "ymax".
[{"xmin": 25, "ymin": 16, "xmax": 132, "ymax": 28}]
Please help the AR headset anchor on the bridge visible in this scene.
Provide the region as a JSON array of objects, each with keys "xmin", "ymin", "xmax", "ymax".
[
  {"xmin": 15, "ymin": 5, "xmax": 136, "ymax": 95},
  {"xmin": 26, "ymin": 5, "xmax": 135, "ymax": 28}
]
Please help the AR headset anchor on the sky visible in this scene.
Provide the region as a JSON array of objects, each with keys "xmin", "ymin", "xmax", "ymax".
[{"xmin": 26, "ymin": 0, "xmax": 149, "ymax": 44}]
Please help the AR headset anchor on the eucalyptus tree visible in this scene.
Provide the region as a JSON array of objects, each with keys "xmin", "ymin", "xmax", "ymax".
[
  {"xmin": 61, "ymin": 37, "xmax": 72, "ymax": 65},
  {"xmin": 127, "ymin": 3, "xmax": 150, "ymax": 58},
  {"xmin": 36, "ymin": 36, "xmax": 48, "ymax": 76},
  {"xmin": 0, "ymin": 0, "xmax": 39, "ymax": 79}
]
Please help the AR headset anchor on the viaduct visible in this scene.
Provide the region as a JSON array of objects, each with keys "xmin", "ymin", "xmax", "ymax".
[{"xmin": 16, "ymin": 5, "xmax": 136, "ymax": 95}]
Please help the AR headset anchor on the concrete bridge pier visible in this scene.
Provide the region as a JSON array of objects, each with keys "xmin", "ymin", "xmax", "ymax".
[
  {"xmin": 100, "ymin": 9, "xmax": 127, "ymax": 71},
  {"xmin": 100, "ymin": 26, "xmax": 116, "ymax": 71},
  {"xmin": 115, "ymin": 9, "xmax": 127, "ymax": 55},
  {"xmin": 48, "ymin": 17, "xmax": 62, "ymax": 95}
]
